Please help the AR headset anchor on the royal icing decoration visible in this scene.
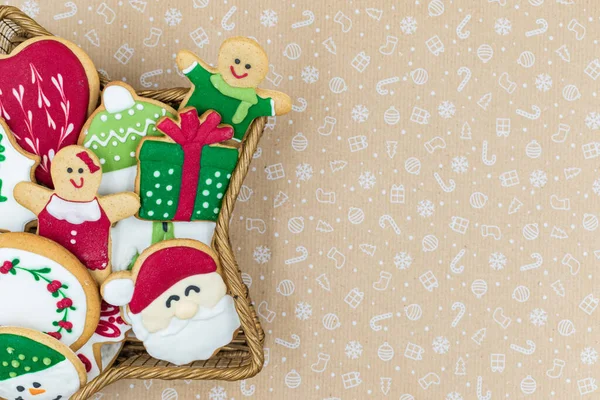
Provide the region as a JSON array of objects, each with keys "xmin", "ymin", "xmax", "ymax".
[
  {"xmin": 0, "ymin": 36, "xmax": 99, "ymax": 187},
  {"xmin": 137, "ymin": 108, "xmax": 237, "ymax": 222},
  {"xmin": 177, "ymin": 36, "xmax": 291, "ymax": 141},
  {"xmin": 0, "ymin": 121, "xmax": 38, "ymax": 232},
  {"xmin": 14, "ymin": 146, "xmax": 140, "ymax": 283},
  {"xmin": 79, "ymin": 83, "xmax": 175, "ymax": 195},
  {"xmin": 102, "ymin": 240, "xmax": 241, "ymax": 365},
  {"xmin": 0, "ymin": 328, "xmax": 87, "ymax": 400},
  {"xmin": 111, "ymin": 216, "xmax": 216, "ymax": 271}
]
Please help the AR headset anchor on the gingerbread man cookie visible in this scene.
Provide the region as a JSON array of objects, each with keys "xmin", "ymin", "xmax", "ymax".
[
  {"xmin": 14, "ymin": 146, "xmax": 140, "ymax": 283},
  {"xmin": 176, "ymin": 36, "xmax": 292, "ymax": 141}
]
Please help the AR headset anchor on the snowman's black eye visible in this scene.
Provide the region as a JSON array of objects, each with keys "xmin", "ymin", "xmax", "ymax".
[
  {"xmin": 16, "ymin": 386, "xmax": 24, "ymax": 392},
  {"xmin": 245, "ymin": 64, "xmax": 251, "ymax": 70},
  {"xmin": 67, "ymin": 168, "xmax": 73, "ymax": 173},
  {"xmin": 78, "ymin": 168, "xmax": 84, "ymax": 174},
  {"xmin": 234, "ymin": 58, "xmax": 240, "ymax": 64},
  {"xmin": 33, "ymin": 382, "xmax": 41, "ymax": 388}
]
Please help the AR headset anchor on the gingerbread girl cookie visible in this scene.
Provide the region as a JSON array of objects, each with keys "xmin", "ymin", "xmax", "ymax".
[
  {"xmin": 176, "ymin": 36, "xmax": 292, "ymax": 142},
  {"xmin": 14, "ymin": 145, "xmax": 140, "ymax": 283}
]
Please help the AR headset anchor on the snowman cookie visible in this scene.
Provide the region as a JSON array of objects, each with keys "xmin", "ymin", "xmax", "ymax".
[
  {"xmin": 79, "ymin": 82, "xmax": 176, "ymax": 195},
  {"xmin": 176, "ymin": 36, "xmax": 292, "ymax": 141},
  {"xmin": 0, "ymin": 327, "xmax": 87, "ymax": 400},
  {"xmin": 0, "ymin": 233, "xmax": 101, "ymax": 351},
  {"xmin": 14, "ymin": 146, "xmax": 140, "ymax": 284},
  {"xmin": 0, "ymin": 120, "xmax": 39, "ymax": 232}
]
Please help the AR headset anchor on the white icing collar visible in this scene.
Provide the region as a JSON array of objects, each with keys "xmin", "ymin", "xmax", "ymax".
[{"xmin": 46, "ymin": 195, "xmax": 101, "ymax": 224}]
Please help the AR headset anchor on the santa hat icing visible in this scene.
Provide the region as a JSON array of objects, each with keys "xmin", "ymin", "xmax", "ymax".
[{"xmin": 0, "ymin": 333, "xmax": 65, "ymax": 380}]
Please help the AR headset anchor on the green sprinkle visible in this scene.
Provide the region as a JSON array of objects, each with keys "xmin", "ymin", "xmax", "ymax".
[
  {"xmin": 11, "ymin": 360, "xmax": 19, "ymax": 368},
  {"xmin": 32, "ymin": 357, "xmax": 38, "ymax": 362},
  {"xmin": 24, "ymin": 366, "xmax": 30, "ymax": 372},
  {"xmin": 18, "ymin": 354, "xmax": 25, "ymax": 361},
  {"xmin": 9, "ymin": 372, "xmax": 16, "ymax": 378},
  {"xmin": 42, "ymin": 358, "xmax": 51, "ymax": 366},
  {"xmin": 1, "ymin": 362, "xmax": 7, "ymax": 367}
]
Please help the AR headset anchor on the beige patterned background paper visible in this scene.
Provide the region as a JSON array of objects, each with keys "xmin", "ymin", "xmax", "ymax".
[{"xmin": 6, "ymin": 0, "xmax": 600, "ymax": 399}]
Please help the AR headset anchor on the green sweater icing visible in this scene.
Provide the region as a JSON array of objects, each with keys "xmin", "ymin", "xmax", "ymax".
[
  {"xmin": 0, "ymin": 334, "xmax": 65, "ymax": 380},
  {"xmin": 83, "ymin": 101, "xmax": 173, "ymax": 173},
  {"xmin": 184, "ymin": 63, "xmax": 274, "ymax": 141}
]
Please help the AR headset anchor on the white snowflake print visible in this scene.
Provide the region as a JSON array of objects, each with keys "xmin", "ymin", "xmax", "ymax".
[
  {"xmin": 417, "ymin": 200, "xmax": 435, "ymax": 218},
  {"xmin": 351, "ymin": 104, "xmax": 370, "ymax": 123},
  {"xmin": 345, "ymin": 341, "xmax": 363, "ymax": 359},
  {"xmin": 530, "ymin": 308, "xmax": 548, "ymax": 327},
  {"xmin": 594, "ymin": 178, "xmax": 600, "ymax": 195},
  {"xmin": 529, "ymin": 170, "xmax": 548, "ymax": 188},
  {"xmin": 253, "ymin": 245, "xmax": 271, "ymax": 264},
  {"xmin": 260, "ymin": 9, "xmax": 278, "ymax": 27},
  {"xmin": 358, "ymin": 171, "xmax": 376, "ymax": 189},
  {"xmin": 296, "ymin": 163, "xmax": 314, "ymax": 181},
  {"xmin": 164, "ymin": 8, "xmax": 183, "ymax": 26},
  {"xmin": 295, "ymin": 301, "xmax": 312, "ymax": 320},
  {"xmin": 585, "ymin": 112, "xmax": 600, "ymax": 130},
  {"xmin": 581, "ymin": 347, "xmax": 598, "ymax": 365},
  {"xmin": 489, "ymin": 252, "xmax": 507, "ymax": 271},
  {"xmin": 301, "ymin": 66, "xmax": 319, "ymax": 84},
  {"xmin": 432, "ymin": 336, "xmax": 450, "ymax": 354},
  {"xmin": 393, "ymin": 252, "xmax": 413, "ymax": 270},
  {"xmin": 209, "ymin": 385, "xmax": 227, "ymax": 400},
  {"xmin": 451, "ymin": 156, "xmax": 469, "ymax": 174},
  {"xmin": 535, "ymin": 73, "xmax": 553, "ymax": 92},
  {"xmin": 494, "ymin": 18, "xmax": 512, "ymax": 35},
  {"xmin": 446, "ymin": 392, "xmax": 464, "ymax": 400},
  {"xmin": 400, "ymin": 16, "xmax": 418, "ymax": 35},
  {"xmin": 21, "ymin": 0, "xmax": 39, "ymax": 17},
  {"xmin": 438, "ymin": 101, "xmax": 456, "ymax": 119}
]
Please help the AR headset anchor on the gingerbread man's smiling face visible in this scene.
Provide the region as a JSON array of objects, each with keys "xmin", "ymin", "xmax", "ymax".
[
  {"xmin": 50, "ymin": 146, "xmax": 102, "ymax": 201},
  {"xmin": 217, "ymin": 37, "xmax": 269, "ymax": 88}
]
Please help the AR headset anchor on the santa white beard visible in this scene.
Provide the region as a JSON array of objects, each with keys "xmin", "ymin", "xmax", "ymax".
[{"xmin": 128, "ymin": 295, "xmax": 241, "ymax": 365}]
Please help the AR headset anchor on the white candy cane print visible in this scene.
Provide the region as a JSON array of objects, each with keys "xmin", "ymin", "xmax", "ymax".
[
  {"xmin": 520, "ymin": 253, "xmax": 543, "ymax": 271},
  {"xmin": 379, "ymin": 215, "xmax": 401, "ymax": 235},
  {"xmin": 450, "ymin": 249, "xmax": 466, "ymax": 274},
  {"xmin": 510, "ymin": 339, "xmax": 536, "ymax": 355},
  {"xmin": 221, "ymin": 6, "xmax": 237, "ymax": 31},
  {"xmin": 516, "ymin": 105, "xmax": 541, "ymax": 120},
  {"xmin": 456, "ymin": 14, "xmax": 472, "ymax": 39},
  {"xmin": 275, "ymin": 334, "xmax": 301, "ymax": 349},
  {"xmin": 451, "ymin": 302, "xmax": 466, "ymax": 327},
  {"xmin": 240, "ymin": 380, "xmax": 255, "ymax": 396},
  {"xmin": 481, "ymin": 140, "xmax": 496, "ymax": 166},
  {"xmin": 291, "ymin": 10, "xmax": 315, "ymax": 29},
  {"xmin": 370, "ymin": 312, "xmax": 393, "ymax": 331},
  {"xmin": 477, "ymin": 376, "xmax": 492, "ymax": 400},
  {"xmin": 525, "ymin": 18, "xmax": 548, "ymax": 37},
  {"xmin": 140, "ymin": 69, "xmax": 163, "ymax": 88},
  {"xmin": 285, "ymin": 246, "xmax": 309, "ymax": 265},
  {"xmin": 53, "ymin": 1, "xmax": 77, "ymax": 20},
  {"xmin": 376, "ymin": 77, "xmax": 400, "ymax": 95},
  {"xmin": 292, "ymin": 98, "xmax": 307, "ymax": 112},
  {"xmin": 434, "ymin": 172, "xmax": 456, "ymax": 192},
  {"xmin": 457, "ymin": 67, "xmax": 471, "ymax": 92}
]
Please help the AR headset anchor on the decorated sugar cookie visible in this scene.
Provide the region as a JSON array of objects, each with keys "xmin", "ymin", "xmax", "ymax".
[
  {"xmin": 0, "ymin": 233, "xmax": 100, "ymax": 351},
  {"xmin": 102, "ymin": 240, "xmax": 241, "ymax": 365},
  {"xmin": 176, "ymin": 36, "xmax": 292, "ymax": 141},
  {"xmin": 14, "ymin": 146, "xmax": 140, "ymax": 283},
  {"xmin": 111, "ymin": 216, "xmax": 216, "ymax": 271},
  {"xmin": 0, "ymin": 36, "xmax": 100, "ymax": 187},
  {"xmin": 0, "ymin": 327, "xmax": 87, "ymax": 400},
  {"xmin": 79, "ymin": 82, "xmax": 176, "ymax": 195},
  {"xmin": 0, "ymin": 120, "xmax": 39, "ymax": 232},
  {"xmin": 136, "ymin": 108, "xmax": 237, "ymax": 222}
]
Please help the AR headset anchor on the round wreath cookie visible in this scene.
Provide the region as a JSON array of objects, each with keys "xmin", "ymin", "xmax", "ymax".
[
  {"xmin": 0, "ymin": 327, "xmax": 87, "ymax": 400},
  {"xmin": 78, "ymin": 82, "xmax": 176, "ymax": 195},
  {"xmin": 0, "ymin": 233, "xmax": 100, "ymax": 351},
  {"xmin": 0, "ymin": 119, "xmax": 39, "ymax": 232},
  {"xmin": 14, "ymin": 145, "xmax": 140, "ymax": 284},
  {"xmin": 101, "ymin": 239, "xmax": 241, "ymax": 365}
]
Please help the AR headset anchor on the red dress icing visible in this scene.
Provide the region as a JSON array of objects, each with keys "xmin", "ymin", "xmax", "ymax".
[{"xmin": 38, "ymin": 194, "xmax": 110, "ymax": 271}]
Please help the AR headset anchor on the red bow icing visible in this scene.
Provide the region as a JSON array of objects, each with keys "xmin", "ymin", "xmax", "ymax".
[{"xmin": 157, "ymin": 109, "xmax": 234, "ymax": 221}]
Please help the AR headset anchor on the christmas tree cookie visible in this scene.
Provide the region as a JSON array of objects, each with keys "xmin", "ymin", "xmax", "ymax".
[
  {"xmin": 79, "ymin": 82, "xmax": 176, "ymax": 195},
  {"xmin": 0, "ymin": 232, "xmax": 101, "ymax": 351},
  {"xmin": 0, "ymin": 119, "xmax": 39, "ymax": 232},
  {"xmin": 176, "ymin": 36, "xmax": 292, "ymax": 142},
  {"xmin": 0, "ymin": 327, "xmax": 87, "ymax": 400}
]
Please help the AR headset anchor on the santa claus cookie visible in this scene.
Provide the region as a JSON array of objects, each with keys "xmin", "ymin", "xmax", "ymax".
[
  {"xmin": 0, "ymin": 233, "xmax": 100, "ymax": 351},
  {"xmin": 0, "ymin": 327, "xmax": 87, "ymax": 400},
  {"xmin": 0, "ymin": 119, "xmax": 39, "ymax": 232},
  {"xmin": 0, "ymin": 36, "xmax": 99, "ymax": 188},
  {"xmin": 101, "ymin": 240, "xmax": 241, "ymax": 365},
  {"xmin": 14, "ymin": 145, "xmax": 140, "ymax": 283},
  {"xmin": 176, "ymin": 36, "xmax": 291, "ymax": 142},
  {"xmin": 78, "ymin": 82, "xmax": 176, "ymax": 195}
]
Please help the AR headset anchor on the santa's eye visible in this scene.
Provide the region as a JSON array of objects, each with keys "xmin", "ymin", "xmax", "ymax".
[
  {"xmin": 16, "ymin": 386, "xmax": 24, "ymax": 392},
  {"xmin": 245, "ymin": 64, "xmax": 251, "ymax": 70},
  {"xmin": 67, "ymin": 168, "xmax": 73, "ymax": 173},
  {"xmin": 166, "ymin": 295, "xmax": 180, "ymax": 308},
  {"xmin": 78, "ymin": 168, "xmax": 84, "ymax": 174},
  {"xmin": 185, "ymin": 285, "xmax": 200, "ymax": 296},
  {"xmin": 32, "ymin": 382, "xmax": 41, "ymax": 388},
  {"xmin": 234, "ymin": 58, "xmax": 240, "ymax": 64}
]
